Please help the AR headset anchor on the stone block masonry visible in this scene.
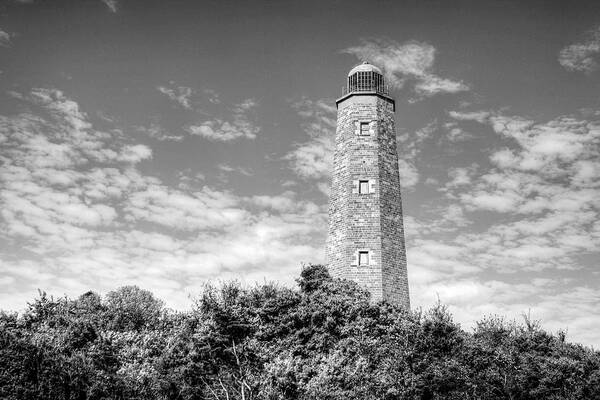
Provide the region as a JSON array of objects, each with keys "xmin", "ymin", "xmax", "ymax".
[{"xmin": 326, "ymin": 64, "xmax": 410, "ymax": 309}]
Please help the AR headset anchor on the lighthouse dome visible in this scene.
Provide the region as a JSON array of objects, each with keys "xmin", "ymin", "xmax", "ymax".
[
  {"xmin": 348, "ymin": 61, "xmax": 383, "ymax": 76},
  {"xmin": 345, "ymin": 61, "xmax": 387, "ymax": 95}
]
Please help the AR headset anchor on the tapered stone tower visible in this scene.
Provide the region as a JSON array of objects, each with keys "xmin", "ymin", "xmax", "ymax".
[{"xmin": 326, "ymin": 62, "xmax": 410, "ymax": 309}]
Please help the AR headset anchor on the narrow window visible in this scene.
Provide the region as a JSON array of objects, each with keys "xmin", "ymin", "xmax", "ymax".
[
  {"xmin": 360, "ymin": 121, "xmax": 370, "ymax": 135},
  {"xmin": 358, "ymin": 251, "xmax": 369, "ymax": 266},
  {"xmin": 359, "ymin": 180, "xmax": 369, "ymax": 194}
]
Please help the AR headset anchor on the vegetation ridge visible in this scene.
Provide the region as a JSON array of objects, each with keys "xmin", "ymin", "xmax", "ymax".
[{"xmin": 1, "ymin": 265, "xmax": 598, "ymax": 399}]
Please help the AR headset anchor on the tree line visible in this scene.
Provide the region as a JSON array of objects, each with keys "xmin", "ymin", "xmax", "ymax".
[{"xmin": 1, "ymin": 265, "xmax": 598, "ymax": 399}]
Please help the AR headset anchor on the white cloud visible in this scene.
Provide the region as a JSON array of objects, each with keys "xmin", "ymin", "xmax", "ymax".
[
  {"xmin": 125, "ymin": 184, "xmax": 250, "ymax": 231},
  {"xmin": 136, "ymin": 121, "xmax": 184, "ymax": 142},
  {"xmin": 234, "ymin": 98, "xmax": 258, "ymax": 111},
  {"xmin": 0, "ymin": 87, "xmax": 327, "ymax": 315},
  {"xmin": 0, "ymin": 28, "xmax": 11, "ymax": 47},
  {"xmin": 394, "ymin": 119, "xmax": 440, "ymax": 188},
  {"xmin": 203, "ymin": 89, "xmax": 221, "ymax": 104},
  {"xmin": 343, "ymin": 38, "xmax": 469, "ymax": 97},
  {"xmin": 444, "ymin": 117, "xmax": 479, "ymax": 142},
  {"xmin": 558, "ymin": 26, "xmax": 600, "ymax": 73},
  {"xmin": 291, "ymin": 97, "xmax": 337, "ymax": 137},
  {"xmin": 446, "ymin": 166, "xmax": 475, "ymax": 188},
  {"xmin": 286, "ymin": 136, "xmax": 333, "ymax": 180},
  {"xmin": 101, "ymin": 0, "xmax": 118, "ymax": 13},
  {"xmin": 409, "ymin": 271, "xmax": 600, "ymax": 346},
  {"xmin": 401, "ymin": 108, "xmax": 600, "ymax": 347},
  {"xmin": 187, "ymin": 120, "xmax": 255, "ymax": 141},
  {"xmin": 1, "ymin": 76, "xmax": 598, "ymax": 348},
  {"xmin": 250, "ymin": 192, "xmax": 297, "ymax": 213},
  {"xmin": 398, "ymin": 159, "xmax": 419, "ymax": 188},
  {"xmin": 0, "ymin": 90, "xmax": 157, "ymax": 255},
  {"xmin": 406, "ymin": 219, "xmax": 598, "ymax": 345},
  {"xmin": 29, "ymin": 88, "xmax": 93, "ymax": 130},
  {"xmin": 438, "ymin": 110, "xmax": 600, "ymax": 272},
  {"xmin": 445, "ymin": 124, "xmax": 473, "ymax": 142},
  {"xmin": 157, "ymin": 83, "xmax": 194, "ymax": 109},
  {"xmin": 414, "ymin": 75, "xmax": 469, "ymax": 96},
  {"xmin": 117, "ymin": 144, "xmax": 152, "ymax": 163},
  {"xmin": 488, "ymin": 114, "xmax": 599, "ymax": 176},
  {"xmin": 461, "ymin": 191, "xmax": 520, "ymax": 212},
  {"xmin": 3, "ymin": 89, "xmax": 153, "ymax": 168},
  {"xmin": 398, "ymin": 119, "xmax": 437, "ymax": 158},
  {"xmin": 187, "ymin": 98, "xmax": 259, "ymax": 141},
  {"xmin": 448, "ymin": 110, "xmax": 490, "ymax": 123},
  {"xmin": 217, "ymin": 163, "xmax": 252, "ymax": 176},
  {"xmin": 284, "ymin": 98, "xmax": 336, "ymax": 182}
]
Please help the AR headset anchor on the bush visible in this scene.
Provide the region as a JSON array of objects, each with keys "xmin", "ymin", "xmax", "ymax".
[{"xmin": 0, "ymin": 265, "xmax": 598, "ymax": 399}]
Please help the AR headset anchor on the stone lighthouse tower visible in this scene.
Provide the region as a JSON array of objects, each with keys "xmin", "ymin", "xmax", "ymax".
[{"xmin": 326, "ymin": 62, "xmax": 410, "ymax": 309}]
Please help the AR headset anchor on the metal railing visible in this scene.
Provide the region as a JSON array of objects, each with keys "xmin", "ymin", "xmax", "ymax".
[{"xmin": 341, "ymin": 84, "xmax": 390, "ymax": 97}]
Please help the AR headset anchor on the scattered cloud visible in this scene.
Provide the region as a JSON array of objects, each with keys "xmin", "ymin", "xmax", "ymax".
[
  {"xmin": 449, "ymin": 110, "xmax": 491, "ymax": 123},
  {"xmin": 217, "ymin": 163, "xmax": 253, "ymax": 176},
  {"xmin": 234, "ymin": 98, "xmax": 258, "ymax": 112},
  {"xmin": 558, "ymin": 26, "xmax": 600, "ymax": 73},
  {"xmin": 135, "ymin": 121, "xmax": 184, "ymax": 142},
  {"xmin": 439, "ymin": 110, "xmax": 600, "ymax": 269},
  {"xmin": 285, "ymin": 98, "xmax": 335, "ymax": 183},
  {"xmin": 101, "ymin": 0, "xmax": 118, "ymax": 13},
  {"xmin": 395, "ymin": 119, "xmax": 439, "ymax": 188},
  {"xmin": 118, "ymin": 144, "xmax": 152, "ymax": 163},
  {"xmin": 398, "ymin": 119, "xmax": 438, "ymax": 159},
  {"xmin": 186, "ymin": 98, "xmax": 259, "ymax": 141},
  {"xmin": 401, "ymin": 108, "xmax": 600, "ymax": 346},
  {"xmin": 445, "ymin": 165, "xmax": 477, "ymax": 188},
  {"xmin": 0, "ymin": 88, "xmax": 326, "ymax": 314},
  {"xmin": 398, "ymin": 160, "xmax": 419, "ymax": 188},
  {"xmin": 0, "ymin": 89, "xmax": 154, "ymax": 260},
  {"xmin": 203, "ymin": 88, "xmax": 221, "ymax": 104},
  {"xmin": 291, "ymin": 97, "xmax": 337, "ymax": 137},
  {"xmin": 157, "ymin": 83, "xmax": 194, "ymax": 110},
  {"xmin": 286, "ymin": 135, "xmax": 333, "ymax": 180},
  {"xmin": 409, "ymin": 271, "xmax": 600, "ymax": 346},
  {"xmin": 2, "ymin": 1, "xmax": 599, "ymax": 349},
  {"xmin": 444, "ymin": 122, "xmax": 474, "ymax": 142},
  {"xmin": 0, "ymin": 29, "xmax": 12, "ymax": 47},
  {"xmin": 414, "ymin": 75, "xmax": 469, "ymax": 96},
  {"xmin": 155, "ymin": 88, "xmax": 260, "ymax": 141},
  {"xmin": 343, "ymin": 38, "xmax": 469, "ymax": 97},
  {"xmin": 124, "ymin": 185, "xmax": 250, "ymax": 231}
]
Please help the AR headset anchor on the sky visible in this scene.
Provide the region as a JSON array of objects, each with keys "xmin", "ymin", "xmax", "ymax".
[{"xmin": 0, "ymin": 0, "xmax": 599, "ymax": 347}]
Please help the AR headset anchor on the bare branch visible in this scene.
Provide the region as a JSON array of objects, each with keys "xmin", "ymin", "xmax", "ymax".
[
  {"xmin": 200, "ymin": 377, "xmax": 221, "ymax": 400},
  {"xmin": 218, "ymin": 378, "xmax": 230, "ymax": 400}
]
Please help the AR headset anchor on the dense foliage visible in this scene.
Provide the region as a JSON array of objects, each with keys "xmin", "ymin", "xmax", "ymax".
[{"xmin": 1, "ymin": 265, "xmax": 598, "ymax": 399}]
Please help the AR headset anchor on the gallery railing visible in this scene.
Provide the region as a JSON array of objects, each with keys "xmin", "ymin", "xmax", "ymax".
[{"xmin": 341, "ymin": 84, "xmax": 390, "ymax": 96}]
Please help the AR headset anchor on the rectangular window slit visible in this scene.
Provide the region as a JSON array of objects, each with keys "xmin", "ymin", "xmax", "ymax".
[
  {"xmin": 358, "ymin": 251, "xmax": 369, "ymax": 266},
  {"xmin": 359, "ymin": 180, "xmax": 369, "ymax": 194},
  {"xmin": 360, "ymin": 121, "xmax": 370, "ymax": 135}
]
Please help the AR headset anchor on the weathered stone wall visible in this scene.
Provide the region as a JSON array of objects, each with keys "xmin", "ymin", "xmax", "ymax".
[{"xmin": 326, "ymin": 92, "xmax": 410, "ymax": 309}]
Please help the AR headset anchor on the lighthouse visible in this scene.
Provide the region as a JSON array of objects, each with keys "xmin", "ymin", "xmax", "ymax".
[{"xmin": 326, "ymin": 62, "xmax": 410, "ymax": 308}]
